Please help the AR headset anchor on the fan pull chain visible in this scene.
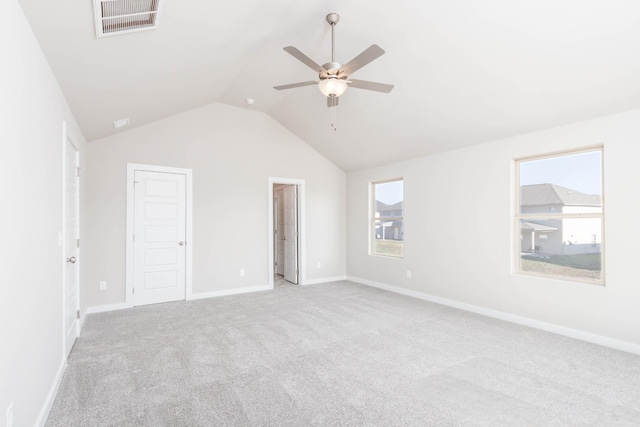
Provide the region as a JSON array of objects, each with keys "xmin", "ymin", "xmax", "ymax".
[
  {"xmin": 334, "ymin": 107, "xmax": 337, "ymax": 131},
  {"xmin": 331, "ymin": 98, "xmax": 337, "ymax": 131},
  {"xmin": 331, "ymin": 107, "xmax": 338, "ymax": 132}
]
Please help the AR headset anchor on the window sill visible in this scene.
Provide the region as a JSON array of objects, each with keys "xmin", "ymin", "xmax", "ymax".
[{"xmin": 513, "ymin": 270, "xmax": 605, "ymax": 286}]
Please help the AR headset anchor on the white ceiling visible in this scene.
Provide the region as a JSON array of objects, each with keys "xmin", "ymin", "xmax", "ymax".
[{"xmin": 19, "ymin": 0, "xmax": 640, "ymax": 171}]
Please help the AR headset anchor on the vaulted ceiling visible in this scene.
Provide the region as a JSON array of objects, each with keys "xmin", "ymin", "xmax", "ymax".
[{"xmin": 19, "ymin": 0, "xmax": 640, "ymax": 171}]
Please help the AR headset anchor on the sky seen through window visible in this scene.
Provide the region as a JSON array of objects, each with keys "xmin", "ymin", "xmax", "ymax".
[{"xmin": 519, "ymin": 150, "xmax": 601, "ymax": 196}]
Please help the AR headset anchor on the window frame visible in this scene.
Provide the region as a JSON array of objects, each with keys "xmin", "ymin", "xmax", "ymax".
[
  {"xmin": 514, "ymin": 146, "xmax": 605, "ymax": 285},
  {"xmin": 370, "ymin": 178, "xmax": 404, "ymax": 258}
]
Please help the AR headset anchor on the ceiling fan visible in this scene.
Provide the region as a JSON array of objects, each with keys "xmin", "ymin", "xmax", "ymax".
[{"xmin": 274, "ymin": 13, "xmax": 394, "ymax": 108}]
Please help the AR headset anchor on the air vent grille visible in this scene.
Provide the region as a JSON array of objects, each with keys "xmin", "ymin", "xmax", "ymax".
[{"xmin": 94, "ymin": 0, "xmax": 162, "ymax": 38}]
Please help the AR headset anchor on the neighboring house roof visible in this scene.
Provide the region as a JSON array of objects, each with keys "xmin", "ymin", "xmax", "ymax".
[
  {"xmin": 376, "ymin": 221, "xmax": 402, "ymax": 228},
  {"xmin": 520, "ymin": 221, "xmax": 558, "ymax": 232},
  {"xmin": 520, "ymin": 184, "xmax": 601, "ymax": 207},
  {"xmin": 376, "ymin": 201, "xmax": 403, "ymax": 211}
]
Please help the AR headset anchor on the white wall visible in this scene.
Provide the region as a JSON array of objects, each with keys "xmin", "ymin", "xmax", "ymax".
[
  {"xmin": 347, "ymin": 109, "xmax": 640, "ymax": 347},
  {"xmin": 84, "ymin": 103, "xmax": 346, "ymax": 308},
  {"xmin": 0, "ymin": 1, "xmax": 86, "ymax": 425}
]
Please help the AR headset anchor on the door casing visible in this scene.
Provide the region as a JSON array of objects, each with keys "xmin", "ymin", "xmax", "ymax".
[{"xmin": 126, "ymin": 163, "xmax": 193, "ymax": 307}]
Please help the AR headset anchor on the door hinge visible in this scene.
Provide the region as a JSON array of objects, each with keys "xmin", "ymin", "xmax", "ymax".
[
  {"xmin": 76, "ymin": 238, "xmax": 80, "ymax": 248},
  {"xmin": 76, "ymin": 167, "xmax": 81, "ymax": 177},
  {"xmin": 132, "ymin": 288, "xmax": 135, "ymax": 294},
  {"xmin": 133, "ymin": 234, "xmax": 135, "ymax": 242},
  {"xmin": 76, "ymin": 310, "xmax": 80, "ymax": 319}
]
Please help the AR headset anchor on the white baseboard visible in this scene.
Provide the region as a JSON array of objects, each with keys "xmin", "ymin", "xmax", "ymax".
[
  {"xmin": 347, "ymin": 276, "xmax": 640, "ymax": 356},
  {"xmin": 36, "ymin": 358, "xmax": 67, "ymax": 427},
  {"xmin": 86, "ymin": 302, "xmax": 131, "ymax": 314},
  {"xmin": 303, "ymin": 276, "xmax": 347, "ymax": 285},
  {"xmin": 86, "ymin": 285, "xmax": 274, "ymax": 313},
  {"xmin": 187, "ymin": 284, "xmax": 272, "ymax": 300}
]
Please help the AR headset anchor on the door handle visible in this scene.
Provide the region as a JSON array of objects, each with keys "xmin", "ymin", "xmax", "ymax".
[
  {"xmin": 67, "ymin": 256, "xmax": 77, "ymax": 264},
  {"xmin": 179, "ymin": 241, "xmax": 185, "ymax": 246},
  {"xmin": 282, "ymin": 236, "xmax": 286, "ymax": 240}
]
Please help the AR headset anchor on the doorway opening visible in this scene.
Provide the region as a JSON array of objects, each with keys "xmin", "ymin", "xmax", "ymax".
[{"xmin": 268, "ymin": 178, "xmax": 305, "ymax": 288}]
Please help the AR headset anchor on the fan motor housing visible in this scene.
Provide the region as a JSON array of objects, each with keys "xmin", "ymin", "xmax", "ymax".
[{"xmin": 321, "ymin": 62, "xmax": 343, "ymax": 78}]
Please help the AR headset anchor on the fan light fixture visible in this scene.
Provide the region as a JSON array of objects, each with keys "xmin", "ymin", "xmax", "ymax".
[{"xmin": 318, "ymin": 77, "xmax": 348, "ymax": 97}]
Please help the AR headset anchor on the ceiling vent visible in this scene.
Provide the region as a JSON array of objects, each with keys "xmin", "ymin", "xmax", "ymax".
[{"xmin": 93, "ymin": 0, "xmax": 162, "ymax": 38}]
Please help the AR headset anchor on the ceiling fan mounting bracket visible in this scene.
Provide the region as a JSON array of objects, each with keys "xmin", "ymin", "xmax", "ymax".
[{"xmin": 326, "ymin": 13, "xmax": 340, "ymax": 26}]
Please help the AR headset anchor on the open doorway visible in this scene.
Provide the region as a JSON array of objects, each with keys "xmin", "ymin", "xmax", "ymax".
[{"xmin": 268, "ymin": 178, "xmax": 305, "ymax": 288}]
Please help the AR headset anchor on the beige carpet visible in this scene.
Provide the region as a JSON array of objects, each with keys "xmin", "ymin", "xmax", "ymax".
[{"xmin": 46, "ymin": 280, "xmax": 640, "ymax": 426}]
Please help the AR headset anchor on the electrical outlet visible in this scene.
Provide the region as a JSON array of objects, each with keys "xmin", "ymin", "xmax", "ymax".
[
  {"xmin": 317, "ymin": 262, "xmax": 321, "ymax": 269},
  {"xmin": 406, "ymin": 270, "xmax": 412, "ymax": 278},
  {"xmin": 240, "ymin": 269, "xmax": 245, "ymax": 277},
  {"xmin": 99, "ymin": 281, "xmax": 107, "ymax": 290},
  {"xmin": 6, "ymin": 402, "xmax": 14, "ymax": 427}
]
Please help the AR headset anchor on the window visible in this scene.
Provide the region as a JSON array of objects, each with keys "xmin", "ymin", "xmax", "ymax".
[
  {"xmin": 371, "ymin": 179, "xmax": 403, "ymax": 257},
  {"xmin": 515, "ymin": 147, "xmax": 603, "ymax": 284}
]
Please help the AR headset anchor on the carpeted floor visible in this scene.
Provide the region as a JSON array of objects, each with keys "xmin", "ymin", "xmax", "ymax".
[{"xmin": 46, "ymin": 280, "xmax": 640, "ymax": 426}]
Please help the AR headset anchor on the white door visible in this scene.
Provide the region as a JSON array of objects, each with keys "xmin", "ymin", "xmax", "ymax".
[
  {"xmin": 64, "ymin": 138, "xmax": 80, "ymax": 357},
  {"xmin": 283, "ymin": 185, "xmax": 298, "ymax": 284},
  {"xmin": 133, "ymin": 170, "xmax": 186, "ymax": 306},
  {"xmin": 275, "ymin": 188, "xmax": 285, "ymax": 276}
]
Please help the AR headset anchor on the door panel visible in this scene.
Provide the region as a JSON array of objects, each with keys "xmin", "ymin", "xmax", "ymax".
[
  {"xmin": 144, "ymin": 248, "xmax": 178, "ymax": 265},
  {"xmin": 146, "ymin": 179, "xmax": 179, "ymax": 196},
  {"xmin": 64, "ymin": 138, "xmax": 79, "ymax": 357},
  {"xmin": 283, "ymin": 185, "xmax": 298, "ymax": 284},
  {"xmin": 275, "ymin": 188, "xmax": 285, "ymax": 276},
  {"xmin": 133, "ymin": 171, "xmax": 186, "ymax": 306},
  {"xmin": 145, "ymin": 202, "xmax": 178, "ymax": 219},
  {"xmin": 144, "ymin": 271, "xmax": 178, "ymax": 289},
  {"xmin": 145, "ymin": 225, "xmax": 178, "ymax": 242}
]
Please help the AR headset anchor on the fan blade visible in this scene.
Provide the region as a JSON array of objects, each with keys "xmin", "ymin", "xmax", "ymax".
[
  {"xmin": 274, "ymin": 81, "xmax": 318, "ymax": 90},
  {"xmin": 327, "ymin": 96, "xmax": 339, "ymax": 108},
  {"xmin": 339, "ymin": 44, "xmax": 385, "ymax": 77},
  {"xmin": 283, "ymin": 46, "xmax": 324, "ymax": 73},
  {"xmin": 348, "ymin": 79, "xmax": 394, "ymax": 93}
]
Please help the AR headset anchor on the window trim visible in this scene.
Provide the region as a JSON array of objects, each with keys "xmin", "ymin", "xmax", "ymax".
[
  {"xmin": 513, "ymin": 146, "xmax": 605, "ymax": 285},
  {"xmin": 370, "ymin": 178, "xmax": 404, "ymax": 258}
]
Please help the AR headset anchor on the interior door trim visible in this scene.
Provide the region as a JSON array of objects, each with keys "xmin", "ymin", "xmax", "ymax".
[
  {"xmin": 268, "ymin": 177, "xmax": 305, "ymax": 288},
  {"xmin": 125, "ymin": 163, "xmax": 193, "ymax": 307}
]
